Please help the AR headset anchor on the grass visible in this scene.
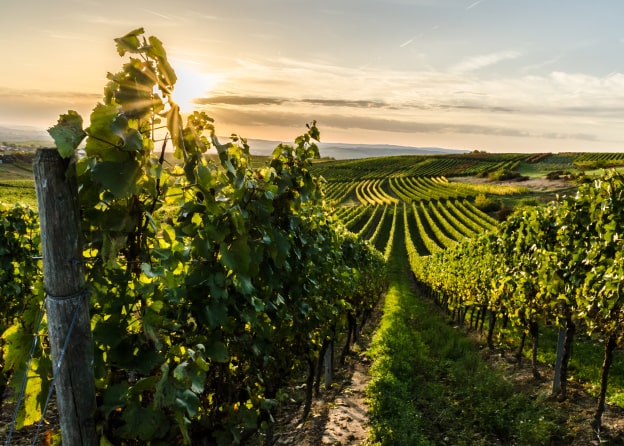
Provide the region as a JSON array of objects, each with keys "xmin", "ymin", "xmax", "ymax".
[{"xmin": 365, "ymin": 218, "xmax": 563, "ymax": 445}]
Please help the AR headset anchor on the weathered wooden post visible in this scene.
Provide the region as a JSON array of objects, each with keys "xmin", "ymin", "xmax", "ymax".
[
  {"xmin": 33, "ymin": 148, "xmax": 97, "ymax": 446},
  {"xmin": 324, "ymin": 342, "xmax": 333, "ymax": 388},
  {"xmin": 552, "ymin": 327, "xmax": 566, "ymax": 396}
]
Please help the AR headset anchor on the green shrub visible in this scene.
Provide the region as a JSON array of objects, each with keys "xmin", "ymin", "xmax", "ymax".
[{"xmin": 474, "ymin": 193, "xmax": 501, "ymax": 213}]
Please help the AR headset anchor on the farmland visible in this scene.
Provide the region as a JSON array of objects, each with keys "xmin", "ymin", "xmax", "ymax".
[{"xmin": 4, "ymin": 146, "xmax": 624, "ymax": 444}]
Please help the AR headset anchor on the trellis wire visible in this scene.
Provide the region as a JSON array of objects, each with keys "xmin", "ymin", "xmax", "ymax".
[
  {"xmin": 4, "ymin": 298, "xmax": 46, "ymax": 446},
  {"xmin": 5, "ymin": 290, "xmax": 87, "ymax": 446}
]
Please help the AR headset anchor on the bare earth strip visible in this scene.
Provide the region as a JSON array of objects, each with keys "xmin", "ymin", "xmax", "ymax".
[
  {"xmin": 272, "ymin": 303, "xmax": 382, "ymax": 446},
  {"xmin": 321, "ymin": 357, "xmax": 371, "ymax": 445}
]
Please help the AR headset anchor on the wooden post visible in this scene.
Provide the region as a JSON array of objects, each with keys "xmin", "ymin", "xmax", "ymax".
[
  {"xmin": 552, "ymin": 327, "xmax": 566, "ymax": 396},
  {"xmin": 324, "ymin": 342, "xmax": 333, "ymax": 388},
  {"xmin": 33, "ymin": 149, "xmax": 97, "ymax": 446}
]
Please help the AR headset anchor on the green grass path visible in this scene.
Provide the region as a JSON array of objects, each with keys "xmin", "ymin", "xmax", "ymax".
[{"xmin": 365, "ymin": 217, "xmax": 563, "ymax": 445}]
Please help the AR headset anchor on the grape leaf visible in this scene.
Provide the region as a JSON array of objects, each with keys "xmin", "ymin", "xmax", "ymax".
[
  {"xmin": 114, "ymin": 27, "xmax": 145, "ymax": 56},
  {"xmin": 48, "ymin": 110, "xmax": 86, "ymax": 158},
  {"xmin": 91, "ymin": 160, "xmax": 142, "ymax": 198}
]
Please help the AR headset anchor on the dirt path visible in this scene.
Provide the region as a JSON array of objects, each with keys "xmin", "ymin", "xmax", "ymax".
[
  {"xmin": 320, "ymin": 356, "xmax": 371, "ymax": 445},
  {"xmin": 272, "ymin": 305, "xmax": 381, "ymax": 446}
]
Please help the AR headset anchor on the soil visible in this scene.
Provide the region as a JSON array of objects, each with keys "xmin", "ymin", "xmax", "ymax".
[{"xmin": 271, "ymin": 307, "xmax": 381, "ymax": 446}]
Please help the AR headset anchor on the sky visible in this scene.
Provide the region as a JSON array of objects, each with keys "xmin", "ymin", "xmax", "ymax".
[{"xmin": 2, "ymin": 0, "xmax": 624, "ymax": 153}]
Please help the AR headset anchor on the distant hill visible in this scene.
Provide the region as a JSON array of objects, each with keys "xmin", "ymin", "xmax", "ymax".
[
  {"xmin": 0, "ymin": 124, "xmax": 467, "ymax": 159},
  {"xmin": 0, "ymin": 125, "xmax": 53, "ymax": 146},
  {"xmin": 317, "ymin": 142, "xmax": 467, "ymax": 159},
  {"xmin": 242, "ymin": 138, "xmax": 467, "ymax": 159}
]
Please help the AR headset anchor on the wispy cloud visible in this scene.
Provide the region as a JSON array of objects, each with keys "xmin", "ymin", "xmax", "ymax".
[
  {"xmin": 466, "ymin": 0, "xmax": 485, "ymax": 10},
  {"xmin": 143, "ymin": 9, "xmax": 174, "ymax": 20},
  {"xmin": 301, "ymin": 99, "xmax": 387, "ymax": 108},
  {"xmin": 451, "ymin": 51, "xmax": 521, "ymax": 73},
  {"xmin": 399, "ymin": 36, "xmax": 417, "ymax": 48},
  {"xmin": 194, "ymin": 95, "xmax": 285, "ymax": 106}
]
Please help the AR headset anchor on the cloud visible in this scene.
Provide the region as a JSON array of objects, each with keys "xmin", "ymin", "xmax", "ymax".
[
  {"xmin": 451, "ymin": 51, "xmax": 522, "ymax": 74},
  {"xmin": 194, "ymin": 95, "xmax": 285, "ymax": 106},
  {"xmin": 0, "ymin": 88, "xmax": 100, "ymax": 127},
  {"xmin": 208, "ymin": 107, "xmax": 597, "ymax": 142},
  {"xmin": 399, "ymin": 36, "xmax": 417, "ymax": 48},
  {"xmin": 194, "ymin": 94, "xmax": 389, "ymax": 109},
  {"xmin": 301, "ymin": 99, "xmax": 387, "ymax": 108},
  {"xmin": 0, "ymin": 87, "xmax": 100, "ymax": 101},
  {"xmin": 466, "ymin": 0, "xmax": 485, "ymax": 10}
]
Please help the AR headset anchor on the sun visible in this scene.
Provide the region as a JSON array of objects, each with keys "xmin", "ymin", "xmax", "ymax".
[{"xmin": 170, "ymin": 63, "xmax": 221, "ymax": 112}]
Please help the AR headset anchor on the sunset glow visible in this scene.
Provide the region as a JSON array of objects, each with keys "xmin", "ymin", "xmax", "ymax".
[
  {"xmin": 170, "ymin": 62, "xmax": 223, "ymax": 112},
  {"xmin": 2, "ymin": 1, "xmax": 624, "ymax": 153}
]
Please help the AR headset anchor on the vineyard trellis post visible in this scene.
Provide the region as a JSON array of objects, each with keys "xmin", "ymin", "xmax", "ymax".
[
  {"xmin": 33, "ymin": 148, "xmax": 97, "ymax": 446},
  {"xmin": 552, "ymin": 327, "xmax": 566, "ymax": 396}
]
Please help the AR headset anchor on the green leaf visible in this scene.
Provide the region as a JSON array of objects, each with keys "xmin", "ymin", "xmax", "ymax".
[
  {"xmin": 206, "ymin": 300, "xmax": 228, "ymax": 329},
  {"xmin": 15, "ymin": 366, "xmax": 46, "ymax": 428},
  {"xmin": 148, "ymin": 35, "xmax": 177, "ymax": 88},
  {"xmin": 2, "ymin": 324, "xmax": 32, "ymax": 370},
  {"xmin": 91, "ymin": 160, "xmax": 142, "ymax": 198},
  {"xmin": 220, "ymin": 237, "xmax": 250, "ymax": 274},
  {"xmin": 85, "ymin": 103, "xmax": 127, "ymax": 161},
  {"xmin": 114, "ymin": 27, "xmax": 145, "ymax": 56},
  {"xmin": 128, "ymin": 376, "xmax": 159, "ymax": 399},
  {"xmin": 100, "ymin": 382, "xmax": 129, "ymax": 416},
  {"xmin": 110, "ymin": 114, "xmax": 143, "ymax": 152},
  {"xmin": 206, "ymin": 341, "xmax": 229, "ymax": 363},
  {"xmin": 154, "ymin": 363, "xmax": 176, "ymax": 409},
  {"xmin": 175, "ymin": 389, "xmax": 200, "ymax": 418},
  {"xmin": 48, "ymin": 110, "xmax": 86, "ymax": 158},
  {"xmin": 122, "ymin": 404, "xmax": 169, "ymax": 440},
  {"xmin": 173, "ymin": 361, "xmax": 192, "ymax": 387}
]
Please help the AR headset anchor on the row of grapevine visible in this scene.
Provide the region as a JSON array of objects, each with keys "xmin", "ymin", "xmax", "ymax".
[
  {"xmin": 340, "ymin": 197, "xmax": 494, "ymax": 258},
  {"xmin": 356, "ymin": 205, "xmax": 388, "ymax": 239},
  {"xmin": 409, "ymin": 170, "xmax": 624, "ymax": 431},
  {"xmin": 1, "ymin": 30, "xmax": 388, "ymax": 445},
  {"xmin": 417, "ymin": 202, "xmax": 458, "ymax": 248},
  {"xmin": 575, "ymin": 152, "xmax": 624, "ymax": 162},
  {"xmin": 409, "ymin": 202, "xmax": 443, "ymax": 255},
  {"xmin": 312, "ymin": 152, "xmax": 535, "ymax": 180},
  {"xmin": 323, "ymin": 180, "xmax": 357, "ymax": 205},
  {"xmin": 368, "ymin": 205, "xmax": 393, "ymax": 251},
  {"xmin": 326, "ymin": 174, "xmax": 526, "ymax": 208},
  {"xmin": 446, "ymin": 199, "xmax": 491, "ymax": 234},
  {"xmin": 382, "ymin": 204, "xmax": 398, "ymax": 260},
  {"xmin": 456, "ymin": 199, "xmax": 498, "ymax": 229},
  {"xmin": 355, "ymin": 179, "xmax": 399, "ymax": 205},
  {"xmin": 335, "ymin": 203, "xmax": 370, "ymax": 230}
]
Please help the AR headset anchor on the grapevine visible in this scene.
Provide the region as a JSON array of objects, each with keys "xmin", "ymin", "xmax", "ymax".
[{"xmin": 2, "ymin": 28, "xmax": 387, "ymax": 445}]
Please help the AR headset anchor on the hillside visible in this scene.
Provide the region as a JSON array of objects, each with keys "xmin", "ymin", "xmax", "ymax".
[{"xmin": 4, "ymin": 149, "xmax": 624, "ymax": 444}]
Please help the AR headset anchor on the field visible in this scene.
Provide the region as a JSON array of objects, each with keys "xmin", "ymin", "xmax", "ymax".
[{"xmin": 3, "ymin": 147, "xmax": 624, "ymax": 445}]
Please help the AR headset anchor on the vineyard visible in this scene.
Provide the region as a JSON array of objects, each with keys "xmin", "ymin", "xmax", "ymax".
[{"xmin": 3, "ymin": 28, "xmax": 624, "ymax": 445}]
